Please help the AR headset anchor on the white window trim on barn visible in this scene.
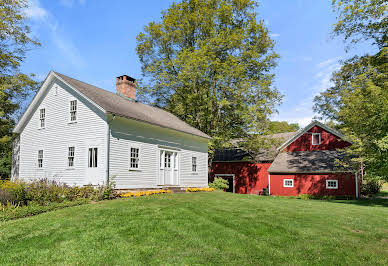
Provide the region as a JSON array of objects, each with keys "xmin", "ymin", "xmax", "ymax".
[
  {"xmin": 67, "ymin": 146, "xmax": 75, "ymax": 169},
  {"xmin": 129, "ymin": 144, "xmax": 141, "ymax": 170},
  {"xmin": 37, "ymin": 149, "xmax": 44, "ymax": 169},
  {"xmin": 69, "ymin": 99, "xmax": 78, "ymax": 123},
  {"xmin": 326, "ymin": 179, "xmax": 338, "ymax": 189},
  {"xmin": 312, "ymin": 133, "xmax": 321, "ymax": 145},
  {"xmin": 38, "ymin": 108, "xmax": 46, "ymax": 129},
  {"xmin": 283, "ymin": 179, "xmax": 294, "ymax": 187}
]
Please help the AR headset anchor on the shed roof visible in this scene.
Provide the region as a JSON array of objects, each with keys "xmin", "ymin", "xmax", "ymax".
[
  {"xmin": 267, "ymin": 150, "xmax": 352, "ymax": 173},
  {"xmin": 54, "ymin": 72, "xmax": 210, "ymax": 139}
]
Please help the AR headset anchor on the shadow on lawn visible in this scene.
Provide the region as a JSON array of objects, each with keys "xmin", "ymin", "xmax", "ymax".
[{"xmin": 331, "ymin": 198, "xmax": 388, "ymax": 208}]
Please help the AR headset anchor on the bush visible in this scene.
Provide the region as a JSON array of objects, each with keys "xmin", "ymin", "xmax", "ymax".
[
  {"xmin": 0, "ymin": 189, "xmax": 15, "ymax": 205},
  {"xmin": 361, "ymin": 178, "xmax": 382, "ymax": 196},
  {"xmin": 209, "ymin": 178, "xmax": 229, "ymax": 191},
  {"xmin": 0, "ymin": 180, "xmax": 27, "ymax": 205}
]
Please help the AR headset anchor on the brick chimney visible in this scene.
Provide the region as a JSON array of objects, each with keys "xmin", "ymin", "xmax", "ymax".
[{"xmin": 116, "ymin": 75, "xmax": 136, "ymax": 100}]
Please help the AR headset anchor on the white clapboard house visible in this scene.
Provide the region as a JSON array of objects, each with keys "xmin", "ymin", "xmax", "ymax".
[{"xmin": 12, "ymin": 71, "xmax": 210, "ymax": 189}]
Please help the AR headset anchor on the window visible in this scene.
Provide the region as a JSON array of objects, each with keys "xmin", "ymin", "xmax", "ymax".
[
  {"xmin": 39, "ymin": 108, "xmax": 45, "ymax": 128},
  {"xmin": 38, "ymin": 150, "xmax": 43, "ymax": 168},
  {"xmin": 326, "ymin": 180, "xmax": 338, "ymax": 189},
  {"xmin": 70, "ymin": 100, "xmax": 77, "ymax": 122},
  {"xmin": 165, "ymin": 152, "xmax": 172, "ymax": 168},
  {"xmin": 129, "ymin": 147, "xmax": 140, "ymax": 169},
  {"xmin": 88, "ymin": 148, "xmax": 98, "ymax": 168},
  {"xmin": 68, "ymin": 147, "xmax": 75, "ymax": 167},
  {"xmin": 283, "ymin": 179, "xmax": 294, "ymax": 187},
  {"xmin": 312, "ymin": 133, "xmax": 321, "ymax": 145},
  {"xmin": 192, "ymin": 156, "xmax": 197, "ymax": 172}
]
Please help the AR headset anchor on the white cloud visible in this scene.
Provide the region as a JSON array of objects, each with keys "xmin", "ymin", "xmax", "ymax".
[
  {"xmin": 24, "ymin": 0, "xmax": 48, "ymax": 20},
  {"xmin": 270, "ymin": 33, "xmax": 280, "ymax": 38},
  {"xmin": 25, "ymin": 0, "xmax": 86, "ymax": 69},
  {"xmin": 59, "ymin": 0, "xmax": 86, "ymax": 8}
]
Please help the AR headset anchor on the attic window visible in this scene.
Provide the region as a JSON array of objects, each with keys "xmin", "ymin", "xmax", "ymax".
[
  {"xmin": 70, "ymin": 100, "xmax": 77, "ymax": 122},
  {"xmin": 312, "ymin": 133, "xmax": 321, "ymax": 145}
]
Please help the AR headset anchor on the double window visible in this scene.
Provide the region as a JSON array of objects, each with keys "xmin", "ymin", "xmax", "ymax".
[
  {"xmin": 88, "ymin": 148, "xmax": 98, "ymax": 168},
  {"xmin": 39, "ymin": 108, "xmax": 45, "ymax": 128},
  {"xmin": 283, "ymin": 179, "xmax": 294, "ymax": 187},
  {"xmin": 312, "ymin": 133, "xmax": 321, "ymax": 145},
  {"xmin": 130, "ymin": 147, "xmax": 140, "ymax": 169},
  {"xmin": 326, "ymin": 180, "xmax": 338, "ymax": 189},
  {"xmin": 68, "ymin": 147, "xmax": 75, "ymax": 167},
  {"xmin": 192, "ymin": 156, "xmax": 197, "ymax": 172},
  {"xmin": 38, "ymin": 150, "xmax": 43, "ymax": 168},
  {"xmin": 70, "ymin": 100, "xmax": 77, "ymax": 122}
]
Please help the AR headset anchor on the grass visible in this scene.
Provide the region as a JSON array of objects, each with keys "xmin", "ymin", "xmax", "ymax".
[
  {"xmin": 0, "ymin": 192, "xmax": 387, "ymax": 265},
  {"xmin": 377, "ymin": 182, "xmax": 388, "ymax": 198}
]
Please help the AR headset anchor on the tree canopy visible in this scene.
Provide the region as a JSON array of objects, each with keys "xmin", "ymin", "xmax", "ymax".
[
  {"xmin": 0, "ymin": 0, "xmax": 40, "ymax": 179},
  {"xmin": 136, "ymin": 0, "xmax": 281, "ymax": 152}
]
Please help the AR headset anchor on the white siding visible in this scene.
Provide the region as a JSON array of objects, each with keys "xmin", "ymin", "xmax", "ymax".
[
  {"xmin": 18, "ymin": 80, "xmax": 107, "ymax": 186},
  {"xmin": 109, "ymin": 117, "xmax": 208, "ymax": 189}
]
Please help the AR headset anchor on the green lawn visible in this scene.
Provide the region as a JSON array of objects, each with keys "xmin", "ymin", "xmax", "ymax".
[{"xmin": 1, "ymin": 192, "xmax": 387, "ymax": 265}]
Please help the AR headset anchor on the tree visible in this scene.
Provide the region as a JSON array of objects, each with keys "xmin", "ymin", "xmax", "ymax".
[
  {"xmin": 0, "ymin": 0, "xmax": 40, "ymax": 179},
  {"xmin": 136, "ymin": 0, "xmax": 282, "ymax": 154},
  {"xmin": 332, "ymin": 0, "xmax": 387, "ymax": 48},
  {"xmin": 314, "ymin": 0, "xmax": 388, "ymax": 181},
  {"xmin": 267, "ymin": 121, "xmax": 299, "ymax": 133}
]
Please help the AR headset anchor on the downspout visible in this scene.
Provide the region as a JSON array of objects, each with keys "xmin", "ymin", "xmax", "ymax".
[
  {"xmin": 105, "ymin": 114, "xmax": 116, "ymax": 185},
  {"xmin": 355, "ymin": 172, "xmax": 359, "ymax": 199}
]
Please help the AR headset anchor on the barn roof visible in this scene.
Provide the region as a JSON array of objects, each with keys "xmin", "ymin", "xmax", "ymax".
[
  {"xmin": 54, "ymin": 72, "xmax": 210, "ymax": 139},
  {"xmin": 267, "ymin": 150, "xmax": 352, "ymax": 173}
]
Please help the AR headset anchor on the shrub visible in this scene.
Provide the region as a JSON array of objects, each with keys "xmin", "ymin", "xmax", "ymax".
[
  {"xmin": 208, "ymin": 178, "xmax": 229, "ymax": 191},
  {"xmin": 0, "ymin": 180, "xmax": 27, "ymax": 204},
  {"xmin": 0, "ymin": 189, "xmax": 16, "ymax": 205},
  {"xmin": 361, "ymin": 178, "xmax": 382, "ymax": 196}
]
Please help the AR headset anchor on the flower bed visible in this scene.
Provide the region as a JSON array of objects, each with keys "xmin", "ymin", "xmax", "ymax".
[
  {"xmin": 186, "ymin": 187, "xmax": 215, "ymax": 192},
  {"xmin": 120, "ymin": 189, "xmax": 171, "ymax": 198}
]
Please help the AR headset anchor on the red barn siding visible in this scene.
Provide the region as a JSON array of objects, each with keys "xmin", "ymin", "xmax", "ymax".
[
  {"xmin": 211, "ymin": 162, "xmax": 271, "ymax": 194},
  {"xmin": 270, "ymin": 173, "xmax": 357, "ymax": 197},
  {"xmin": 283, "ymin": 126, "xmax": 351, "ymax": 152}
]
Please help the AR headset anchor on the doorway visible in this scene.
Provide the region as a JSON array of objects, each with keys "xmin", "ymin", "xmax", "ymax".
[
  {"xmin": 215, "ymin": 174, "xmax": 235, "ymax": 193},
  {"xmin": 159, "ymin": 150, "xmax": 179, "ymax": 185}
]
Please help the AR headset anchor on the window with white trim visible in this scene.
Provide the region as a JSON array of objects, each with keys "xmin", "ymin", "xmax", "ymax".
[
  {"xmin": 312, "ymin": 133, "xmax": 321, "ymax": 145},
  {"xmin": 68, "ymin": 147, "xmax": 75, "ymax": 167},
  {"xmin": 88, "ymin": 148, "xmax": 98, "ymax": 168},
  {"xmin": 38, "ymin": 150, "xmax": 43, "ymax": 168},
  {"xmin": 39, "ymin": 108, "xmax": 45, "ymax": 128},
  {"xmin": 283, "ymin": 179, "xmax": 294, "ymax": 187},
  {"xmin": 326, "ymin": 180, "xmax": 338, "ymax": 189},
  {"xmin": 192, "ymin": 156, "xmax": 197, "ymax": 172},
  {"xmin": 70, "ymin": 100, "xmax": 77, "ymax": 122},
  {"xmin": 129, "ymin": 147, "xmax": 140, "ymax": 169}
]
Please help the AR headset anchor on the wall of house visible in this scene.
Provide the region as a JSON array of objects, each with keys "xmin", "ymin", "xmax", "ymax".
[
  {"xmin": 283, "ymin": 126, "xmax": 351, "ymax": 152},
  {"xmin": 269, "ymin": 173, "xmax": 358, "ymax": 197},
  {"xmin": 109, "ymin": 116, "xmax": 208, "ymax": 189},
  {"xmin": 18, "ymin": 79, "xmax": 107, "ymax": 186},
  {"xmin": 211, "ymin": 162, "xmax": 271, "ymax": 194}
]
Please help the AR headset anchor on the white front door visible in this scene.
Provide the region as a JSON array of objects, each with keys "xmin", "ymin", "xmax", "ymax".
[
  {"xmin": 159, "ymin": 150, "xmax": 179, "ymax": 185},
  {"xmin": 85, "ymin": 147, "xmax": 99, "ymax": 185}
]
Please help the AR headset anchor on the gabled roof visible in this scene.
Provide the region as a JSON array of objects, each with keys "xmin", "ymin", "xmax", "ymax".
[
  {"xmin": 14, "ymin": 71, "xmax": 210, "ymax": 139},
  {"xmin": 276, "ymin": 120, "xmax": 348, "ymax": 151},
  {"xmin": 268, "ymin": 150, "xmax": 352, "ymax": 173}
]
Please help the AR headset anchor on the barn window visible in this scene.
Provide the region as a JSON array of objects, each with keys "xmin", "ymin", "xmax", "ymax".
[
  {"xmin": 38, "ymin": 150, "xmax": 43, "ymax": 168},
  {"xmin": 129, "ymin": 146, "xmax": 140, "ymax": 169},
  {"xmin": 70, "ymin": 100, "xmax": 77, "ymax": 122},
  {"xmin": 192, "ymin": 156, "xmax": 197, "ymax": 172},
  {"xmin": 326, "ymin": 180, "xmax": 338, "ymax": 189},
  {"xmin": 88, "ymin": 148, "xmax": 98, "ymax": 168},
  {"xmin": 283, "ymin": 179, "xmax": 294, "ymax": 187},
  {"xmin": 39, "ymin": 108, "xmax": 45, "ymax": 128},
  {"xmin": 312, "ymin": 133, "xmax": 321, "ymax": 145},
  {"xmin": 68, "ymin": 147, "xmax": 75, "ymax": 167}
]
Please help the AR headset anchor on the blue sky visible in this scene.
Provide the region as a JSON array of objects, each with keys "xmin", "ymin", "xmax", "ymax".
[{"xmin": 22, "ymin": 0, "xmax": 375, "ymax": 127}]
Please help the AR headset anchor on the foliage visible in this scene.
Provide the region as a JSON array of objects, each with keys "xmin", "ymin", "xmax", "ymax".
[
  {"xmin": 120, "ymin": 189, "xmax": 172, "ymax": 198},
  {"xmin": 208, "ymin": 177, "xmax": 229, "ymax": 190},
  {"xmin": 0, "ymin": 193, "xmax": 387, "ymax": 264},
  {"xmin": 0, "ymin": 0, "xmax": 41, "ymax": 179},
  {"xmin": 186, "ymin": 187, "xmax": 215, "ymax": 192},
  {"xmin": 267, "ymin": 121, "xmax": 299, "ymax": 133},
  {"xmin": 295, "ymin": 194, "xmax": 355, "ymax": 200},
  {"xmin": 331, "ymin": 0, "xmax": 387, "ymax": 48},
  {"xmin": 136, "ymin": 0, "xmax": 282, "ymax": 156},
  {"xmin": 361, "ymin": 178, "xmax": 382, "ymax": 196}
]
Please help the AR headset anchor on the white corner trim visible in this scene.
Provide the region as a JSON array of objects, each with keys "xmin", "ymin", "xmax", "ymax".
[
  {"xmin": 277, "ymin": 120, "xmax": 349, "ymax": 151},
  {"xmin": 268, "ymin": 174, "xmax": 271, "ymax": 195},
  {"xmin": 355, "ymin": 173, "xmax": 359, "ymax": 198}
]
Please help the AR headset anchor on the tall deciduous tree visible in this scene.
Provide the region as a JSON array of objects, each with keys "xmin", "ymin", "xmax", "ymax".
[
  {"xmin": 0, "ymin": 0, "xmax": 40, "ymax": 179},
  {"xmin": 136, "ymin": 0, "xmax": 281, "ymax": 152},
  {"xmin": 314, "ymin": 0, "xmax": 388, "ymax": 180}
]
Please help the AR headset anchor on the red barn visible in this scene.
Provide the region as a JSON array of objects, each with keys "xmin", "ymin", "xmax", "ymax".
[{"xmin": 211, "ymin": 121, "xmax": 360, "ymax": 198}]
